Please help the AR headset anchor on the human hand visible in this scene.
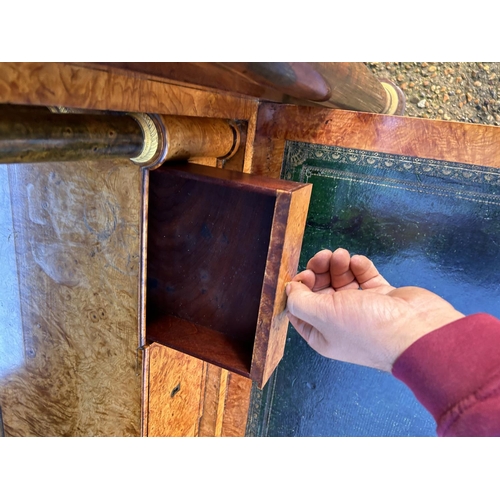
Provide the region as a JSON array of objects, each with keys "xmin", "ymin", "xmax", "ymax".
[{"xmin": 285, "ymin": 248, "xmax": 465, "ymax": 372}]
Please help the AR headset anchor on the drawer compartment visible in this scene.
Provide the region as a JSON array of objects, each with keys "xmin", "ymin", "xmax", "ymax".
[{"xmin": 146, "ymin": 163, "xmax": 311, "ymax": 388}]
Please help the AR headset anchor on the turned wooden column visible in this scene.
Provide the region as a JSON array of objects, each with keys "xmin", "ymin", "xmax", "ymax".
[
  {"xmin": 311, "ymin": 62, "xmax": 405, "ymax": 114},
  {"xmin": 219, "ymin": 62, "xmax": 405, "ymax": 114},
  {"xmin": 0, "ymin": 105, "xmax": 240, "ymax": 166},
  {"xmin": 0, "ymin": 108, "xmax": 143, "ymax": 163}
]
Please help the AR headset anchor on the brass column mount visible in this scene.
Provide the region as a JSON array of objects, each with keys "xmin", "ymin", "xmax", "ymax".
[{"xmin": 0, "ymin": 105, "xmax": 241, "ymax": 168}]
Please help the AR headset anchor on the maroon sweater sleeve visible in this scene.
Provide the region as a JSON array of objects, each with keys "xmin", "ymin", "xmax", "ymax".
[{"xmin": 392, "ymin": 313, "xmax": 500, "ymax": 437}]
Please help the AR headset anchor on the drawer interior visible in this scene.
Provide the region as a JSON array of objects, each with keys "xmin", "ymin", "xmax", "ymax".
[{"xmin": 146, "ymin": 164, "xmax": 276, "ymax": 376}]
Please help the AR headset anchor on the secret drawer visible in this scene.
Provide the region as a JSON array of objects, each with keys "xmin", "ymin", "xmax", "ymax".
[{"xmin": 145, "ymin": 163, "xmax": 311, "ymax": 388}]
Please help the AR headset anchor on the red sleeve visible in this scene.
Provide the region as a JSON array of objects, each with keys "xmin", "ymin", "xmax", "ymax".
[{"xmin": 392, "ymin": 313, "xmax": 500, "ymax": 437}]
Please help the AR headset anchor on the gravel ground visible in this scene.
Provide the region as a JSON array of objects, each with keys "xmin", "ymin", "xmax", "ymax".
[{"xmin": 368, "ymin": 62, "xmax": 500, "ymax": 126}]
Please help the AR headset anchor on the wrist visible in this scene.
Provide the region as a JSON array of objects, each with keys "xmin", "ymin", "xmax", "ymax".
[{"xmin": 390, "ymin": 309, "xmax": 465, "ymax": 370}]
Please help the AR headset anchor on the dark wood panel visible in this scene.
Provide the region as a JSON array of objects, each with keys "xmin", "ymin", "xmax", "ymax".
[
  {"xmin": 147, "ymin": 316, "xmax": 252, "ymax": 377},
  {"xmin": 147, "ymin": 164, "xmax": 275, "ymax": 340},
  {"xmin": 146, "ymin": 164, "xmax": 276, "ymax": 377}
]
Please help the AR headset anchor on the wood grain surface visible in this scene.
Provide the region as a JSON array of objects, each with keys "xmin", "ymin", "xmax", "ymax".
[
  {"xmin": 252, "ymin": 185, "xmax": 312, "ymax": 386},
  {"xmin": 147, "ymin": 343, "xmax": 205, "ymax": 437},
  {"xmin": 0, "ymin": 160, "xmax": 143, "ymax": 436},
  {"xmin": 0, "ymin": 63, "xmax": 258, "ymax": 120},
  {"xmin": 159, "ymin": 115, "xmax": 238, "ymax": 162},
  {"xmin": 251, "ymin": 102, "xmax": 500, "ymax": 178},
  {"xmin": 219, "ymin": 370, "xmax": 253, "ymax": 436},
  {"xmin": 146, "ymin": 343, "xmax": 252, "ymax": 436},
  {"xmin": 0, "ymin": 68, "xmax": 261, "ymax": 436},
  {"xmin": 197, "ymin": 363, "xmax": 226, "ymax": 436}
]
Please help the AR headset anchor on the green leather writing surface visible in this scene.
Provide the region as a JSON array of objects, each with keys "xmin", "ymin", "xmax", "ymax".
[{"xmin": 247, "ymin": 141, "xmax": 500, "ymax": 437}]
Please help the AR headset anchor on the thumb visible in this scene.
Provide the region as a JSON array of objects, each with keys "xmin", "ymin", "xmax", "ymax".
[
  {"xmin": 285, "ymin": 281, "xmax": 327, "ymax": 332},
  {"xmin": 285, "ymin": 279, "xmax": 311, "ymax": 297}
]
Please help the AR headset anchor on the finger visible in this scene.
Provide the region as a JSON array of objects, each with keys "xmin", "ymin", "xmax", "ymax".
[
  {"xmin": 330, "ymin": 248, "xmax": 357, "ymax": 289},
  {"xmin": 285, "ymin": 281, "xmax": 330, "ymax": 332},
  {"xmin": 349, "ymin": 254, "xmax": 393, "ymax": 290},
  {"xmin": 310, "ymin": 272, "xmax": 332, "ymax": 291},
  {"xmin": 305, "ymin": 249, "xmax": 335, "ymax": 291},
  {"xmin": 292, "ymin": 269, "xmax": 315, "ymax": 290},
  {"xmin": 306, "ymin": 249, "xmax": 333, "ymax": 274}
]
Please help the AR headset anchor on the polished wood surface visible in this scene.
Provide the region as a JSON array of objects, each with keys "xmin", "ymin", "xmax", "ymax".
[
  {"xmin": 0, "ymin": 160, "xmax": 143, "ymax": 436},
  {"xmin": 252, "ymin": 184, "xmax": 312, "ymax": 385},
  {"xmin": 147, "ymin": 343, "xmax": 205, "ymax": 437},
  {"xmin": 146, "ymin": 163, "xmax": 311, "ymax": 388},
  {"xmin": 217, "ymin": 367, "xmax": 253, "ymax": 436},
  {"xmin": 251, "ymin": 102, "xmax": 500, "ymax": 178},
  {"xmin": 158, "ymin": 115, "xmax": 239, "ymax": 163},
  {"xmin": 0, "ymin": 63, "xmax": 258, "ymax": 120},
  {"xmin": 146, "ymin": 344, "xmax": 252, "ymax": 437},
  {"xmin": 197, "ymin": 362, "xmax": 229, "ymax": 436}
]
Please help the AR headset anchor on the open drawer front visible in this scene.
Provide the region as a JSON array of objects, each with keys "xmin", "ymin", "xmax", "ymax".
[{"xmin": 146, "ymin": 163, "xmax": 312, "ymax": 388}]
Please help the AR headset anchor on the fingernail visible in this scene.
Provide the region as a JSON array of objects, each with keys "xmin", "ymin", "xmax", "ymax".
[{"xmin": 285, "ymin": 282, "xmax": 292, "ymax": 295}]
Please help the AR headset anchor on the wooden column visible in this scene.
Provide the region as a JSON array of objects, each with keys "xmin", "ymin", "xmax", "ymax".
[
  {"xmin": 0, "ymin": 105, "xmax": 240, "ymax": 167},
  {"xmin": 220, "ymin": 62, "xmax": 405, "ymax": 114},
  {"xmin": 0, "ymin": 108, "xmax": 144, "ymax": 163}
]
